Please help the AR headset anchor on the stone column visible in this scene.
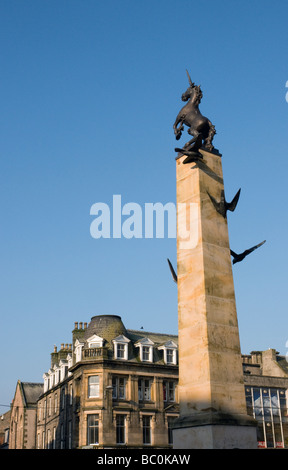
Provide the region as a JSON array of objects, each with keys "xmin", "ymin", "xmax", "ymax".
[{"xmin": 173, "ymin": 148, "xmax": 257, "ymax": 449}]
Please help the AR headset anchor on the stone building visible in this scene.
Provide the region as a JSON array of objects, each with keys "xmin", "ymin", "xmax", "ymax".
[
  {"xmin": 0, "ymin": 410, "xmax": 11, "ymax": 449},
  {"xmin": 9, "ymin": 381, "xmax": 43, "ymax": 449},
  {"xmin": 17, "ymin": 314, "xmax": 288, "ymax": 449},
  {"xmin": 36, "ymin": 315, "xmax": 179, "ymax": 449}
]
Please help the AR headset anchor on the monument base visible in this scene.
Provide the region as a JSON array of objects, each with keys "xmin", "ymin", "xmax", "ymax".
[{"xmin": 172, "ymin": 411, "xmax": 258, "ymax": 449}]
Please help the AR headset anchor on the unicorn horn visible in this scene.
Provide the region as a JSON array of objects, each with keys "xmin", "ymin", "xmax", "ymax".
[{"xmin": 186, "ymin": 70, "xmax": 194, "ymax": 87}]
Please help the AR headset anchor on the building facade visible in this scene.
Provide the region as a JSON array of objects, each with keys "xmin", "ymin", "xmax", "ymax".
[
  {"xmin": 0, "ymin": 410, "xmax": 11, "ymax": 449},
  {"xmin": 9, "ymin": 315, "xmax": 288, "ymax": 449},
  {"xmin": 243, "ymin": 349, "xmax": 288, "ymax": 448},
  {"xmin": 9, "ymin": 381, "xmax": 43, "ymax": 449},
  {"xmin": 36, "ymin": 315, "xmax": 179, "ymax": 449}
]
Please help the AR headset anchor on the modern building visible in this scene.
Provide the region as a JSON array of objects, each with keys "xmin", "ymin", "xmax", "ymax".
[
  {"xmin": 9, "ymin": 314, "xmax": 288, "ymax": 449},
  {"xmin": 243, "ymin": 349, "xmax": 288, "ymax": 448},
  {"xmin": 9, "ymin": 381, "xmax": 43, "ymax": 449}
]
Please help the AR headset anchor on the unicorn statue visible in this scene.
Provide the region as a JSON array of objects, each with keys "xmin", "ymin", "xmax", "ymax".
[{"xmin": 173, "ymin": 71, "xmax": 216, "ymax": 158}]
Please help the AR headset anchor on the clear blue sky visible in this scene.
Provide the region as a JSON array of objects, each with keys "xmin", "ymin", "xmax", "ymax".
[{"xmin": 1, "ymin": 0, "xmax": 288, "ymax": 414}]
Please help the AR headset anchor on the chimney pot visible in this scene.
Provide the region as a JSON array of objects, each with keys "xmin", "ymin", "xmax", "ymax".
[{"xmin": 74, "ymin": 322, "xmax": 78, "ymax": 329}]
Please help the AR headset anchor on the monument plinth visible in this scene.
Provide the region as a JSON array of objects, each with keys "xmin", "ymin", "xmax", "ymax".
[{"xmin": 173, "ymin": 149, "xmax": 257, "ymax": 449}]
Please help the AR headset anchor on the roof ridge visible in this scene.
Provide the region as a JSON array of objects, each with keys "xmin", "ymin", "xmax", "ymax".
[
  {"xmin": 22, "ymin": 382, "xmax": 43, "ymax": 386},
  {"xmin": 127, "ymin": 329, "xmax": 178, "ymax": 337}
]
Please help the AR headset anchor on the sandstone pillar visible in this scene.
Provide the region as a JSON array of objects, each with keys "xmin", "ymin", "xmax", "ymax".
[{"xmin": 173, "ymin": 148, "xmax": 257, "ymax": 449}]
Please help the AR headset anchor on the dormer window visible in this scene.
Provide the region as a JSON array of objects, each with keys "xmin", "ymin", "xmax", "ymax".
[
  {"xmin": 135, "ymin": 338, "xmax": 154, "ymax": 363},
  {"xmin": 158, "ymin": 340, "xmax": 178, "ymax": 365},
  {"xmin": 43, "ymin": 373, "xmax": 49, "ymax": 393},
  {"xmin": 74, "ymin": 339, "xmax": 84, "ymax": 363},
  {"xmin": 117, "ymin": 344, "xmax": 125, "ymax": 358},
  {"xmin": 142, "ymin": 346, "xmax": 151, "ymax": 362},
  {"xmin": 48, "ymin": 369, "xmax": 54, "ymax": 389},
  {"xmin": 166, "ymin": 349, "xmax": 175, "ymax": 364},
  {"xmin": 67, "ymin": 354, "xmax": 73, "ymax": 376},
  {"xmin": 53, "ymin": 364, "xmax": 60, "ymax": 385},
  {"xmin": 87, "ymin": 334, "xmax": 104, "ymax": 349},
  {"xmin": 112, "ymin": 335, "xmax": 130, "ymax": 360},
  {"xmin": 59, "ymin": 360, "xmax": 68, "ymax": 381}
]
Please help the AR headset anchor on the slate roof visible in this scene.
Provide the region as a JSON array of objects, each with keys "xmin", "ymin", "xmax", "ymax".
[
  {"xmin": 127, "ymin": 329, "xmax": 178, "ymax": 347},
  {"xmin": 21, "ymin": 382, "xmax": 43, "ymax": 405},
  {"xmin": 276, "ymin": 355, "xmax": 288, "ymax": 374},
  {"xmin": 80, "ymin": 316, "xmax": 178, "ymax": 351}
]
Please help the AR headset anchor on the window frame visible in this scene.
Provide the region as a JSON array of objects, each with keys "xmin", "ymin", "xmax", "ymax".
[
  {"xmin": 112, "ymin": 376, "xmax": 127, "ymax": 400},
  {"xmin": 135, "ymin": 338, "xmax": 155, "ymax": 363},
  {"xmin": 61, "ymin": 387, "xmax": 65, "ymax": 409},
  {"xmin": 163, "ymin": 380, "xmax": 176, "ymax": 403},
  {"xmin": 112, "ymin": 335, "xmax": 130, "ymax": 360},
  {"xmin": 74, "ymin": 339, "xmax": 84, "ymax": 363},
  {"xmin": 138, "ymin": 378, "xmax": 152, "ymax": 402},
  {"xmin": 245, "ymin": 386, "xmax": 287, "ymax": 448},
  {"xmin": 68, "ymin": 421, "xmax": 72, "ymax": 449},
  {"xmin": 47, "ymin": 429, "xmax": 51, "ymax": 449},
  {"xmin": 53, "ymin": 426, "xmax": 56, "ymax": 449},
  {"xmin": 88, "ymin": 375, "xmax": 100, "ymax": 398},
  {"xmin": 87, "ymin": 414, "xmax": 99, "ymax": 445},
  {"xmin": 167, "ymin": 416, "xmax": 177, "ymax": 445},
  {"xmin": 166, "ymin": 348, "xmax": 175, "ymax": 364},
  {"xmin": 48, "ymin": 396, "xmax": 52, "ymax": 416},
  {"xmin": 60, "ymin": 424, "xmax": 64, "ymax": 449},
  {"xmin": 116, "ymin": 414, "xmax": 126, "ymax": 445},
  {"xmin": 69, "ymin": 383, "xmax": 73, "ymax": 405},
  {"xmin": 157, "ymin": 341, "xmax": 178, "ymax": 365},
  {"xmin": 54, "ymin": 393, "xmax": 58, "ymax": 414},
  {"xmin": 142, "ymin": 415, "xmax": 152, "ymax": 445},
  {"xmin": 142, "ymin": 346, "xmax": 152, "ymax": 362},
  {"xmin": 117, "ymin": 343, "xmax": 125, "ymax": 359}
]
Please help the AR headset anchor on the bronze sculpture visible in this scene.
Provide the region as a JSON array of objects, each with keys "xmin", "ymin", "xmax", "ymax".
[
  {"xmin": 207, "ymin": 188, "xmax": 241, "ymax": 219},
  {"xmin": 173, "ymin": 71, "xmax": 216, "ymax": 159},
  {"xmin": 230, "ymin": 240, "xmax": 266, "ymax": 264},
  {"xmin": 167, "ymin": 258, "xmax": 177, "ymax": 284}
]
